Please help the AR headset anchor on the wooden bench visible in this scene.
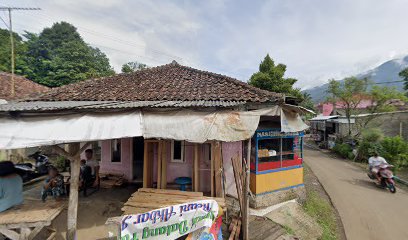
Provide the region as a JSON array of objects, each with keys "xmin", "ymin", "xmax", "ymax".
[{"xmin": 0, "ymin": 200, "xmax": 65, "ymax": 240}]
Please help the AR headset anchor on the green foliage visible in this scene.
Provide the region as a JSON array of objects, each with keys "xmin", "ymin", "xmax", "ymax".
[
  {"xmin": 333, "ymin": 143, "xmax": 352, "ymax": 159},
  {"xmin": 327, "ymin": 77, "xmax": 369, "ymax": 136},
  {"xmin": 248, "ymin": 54, "xmax": 300, "ymax": 98},
  {"xmin": 328, "ymin": 77, "xmax": 407, "ymax": 137},
  {"xmin": 399, "ymin": 67, "xmax": 408, "ymax": 95},
  {"xmin": 356, "ymin": 128, "xmax": 384, "ymax": 162},
  {"xmin": 0, "ymin": 28, "xmax": 29, "ymax": 74},
  {"xmin": 299, "ymin": 92, "xmax": 316, "ymax": 112},
  {"xmin": 0, "ymin": 22, "xmax": 115, "ymax": 87},
  {"xmin": 54, "ymin": 156, "xmax": 67, "ymax": 172},
  {"xmin": 282, "ymin": 225, "xmax": 295, "ymax": 235},
  {"xmin": 347, "ymin": 152, "xmax": 355, "ymax": 160},
  {"xmin": 121, "ymin": 61, "xmax": 148, "ymax": 73},
  {"xmin": 380, "ymin": 136, "xmax": 408, "ymax": 168},
  {"xmin": 303, "ymin": 190, "xmax": 337, "ymax": 240}
]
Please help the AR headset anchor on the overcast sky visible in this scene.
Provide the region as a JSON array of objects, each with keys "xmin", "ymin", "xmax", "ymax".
[{"xmin": 1, "ymin": 0, "xmax": 408, "ymax": 89}]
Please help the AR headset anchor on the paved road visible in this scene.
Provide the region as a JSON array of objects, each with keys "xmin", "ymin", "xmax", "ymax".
[{"xmin": 304, "ymin": 148, "xmax": 408, "ymax": 240}]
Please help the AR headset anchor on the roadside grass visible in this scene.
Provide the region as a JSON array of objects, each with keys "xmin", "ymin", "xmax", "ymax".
[
  {"xmin": 303, "ymin": 190, "xmax": 337, "ymax": 240},
  {"xmin": 282, "ymin": 225, "xmax": 295, "ymax": 235}
]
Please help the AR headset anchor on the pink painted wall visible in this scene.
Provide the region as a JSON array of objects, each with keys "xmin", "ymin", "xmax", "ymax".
[
  {"xmin": 100, "ymin": 138, "xmax": 133, "ymax": 180},
  {"xmin": 165, "ymin": 142, "xmax": 193, "ymax": 183},
  {"xmin": 99, "ymin": 138, "xmax": 243, "ymax": 195},
  {"xmin": 222, "ymin": 141, "xmax": 243, "ymax": 198}
]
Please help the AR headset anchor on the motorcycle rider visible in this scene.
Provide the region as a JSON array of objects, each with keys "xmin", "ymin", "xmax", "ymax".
[{"xmin": 368, "ymin": 152, "xmax": 388, "ymax": 183}]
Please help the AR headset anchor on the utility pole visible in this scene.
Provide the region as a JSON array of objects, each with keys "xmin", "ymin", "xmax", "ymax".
[{"xmin": 0, "ymin": 7, "xmax": 41, "ymax": 97}]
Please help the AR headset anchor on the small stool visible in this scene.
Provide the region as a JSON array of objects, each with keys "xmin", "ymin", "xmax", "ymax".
[{"xmin": 175, "ymin": 177, "xmax": 192, "ymax": 191}]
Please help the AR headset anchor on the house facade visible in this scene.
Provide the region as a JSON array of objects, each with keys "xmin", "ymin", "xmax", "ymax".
[{"xmin": 0, "ymin": 61, "xmax": 309, "ymax": 207}]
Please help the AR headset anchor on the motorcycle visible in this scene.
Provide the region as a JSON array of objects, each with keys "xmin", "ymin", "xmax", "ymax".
[
  {"xmin": 28, "ymin": 151, "xmax": 50, "ymax": 175},
  {"xmin": 367, "ymin": 164, "xmax": 396, "ymax": 193},
  {"xmin": 14, "ymin": 163, "xmax": 35, "ymax": 182}
]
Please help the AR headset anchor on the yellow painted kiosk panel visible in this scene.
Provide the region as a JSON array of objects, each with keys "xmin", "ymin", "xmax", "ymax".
[{"xmin": 250, "ymin": 167, "xmax": 303, "ymax": 194}]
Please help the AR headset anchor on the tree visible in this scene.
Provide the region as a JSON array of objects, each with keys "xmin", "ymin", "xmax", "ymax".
[
  {"xmin": 328, "ymin": 77, "xmax": 407, "ymax": 138},
  {"xmin": 399, "ymin": 67, "xmax": 408, "ymax": 96},
  {"xmin": 121, "ymin": 61, "xmax": 148, "ymax": 73},
  {"xmin": 299, "ymin": 92, "xmax": 316, "ymax": 112},
  {"xmin": 328, "ymin": 77, "xmax": 369, "ymax": 137},
  {"xmin": 23, "ymin": 22, "xmax": 115, "ymax": 87},
  {"xmin": 0, "ymin": 28, "xmax": 30, "ymax": 75},
  {"xmin": 249, "ymin": 54, "xmax": 299, "ymax": 95}
]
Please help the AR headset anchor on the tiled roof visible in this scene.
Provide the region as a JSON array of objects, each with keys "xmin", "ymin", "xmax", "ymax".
[
  {"xmin": 31, "ymin": 61, "xmax": 282, "ymax": 103},
  {"xmin": 0, "ymin": 100, "xmax": 247, "ymax": 112},
  {"xmin": 0, "ymin": 72, "xmax": 49, "ymax": 101}
]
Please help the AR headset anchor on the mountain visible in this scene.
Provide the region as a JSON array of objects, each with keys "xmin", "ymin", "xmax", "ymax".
[{"xmin": 304, "ymin": 55, "xmax": 408, "ymax": 103}]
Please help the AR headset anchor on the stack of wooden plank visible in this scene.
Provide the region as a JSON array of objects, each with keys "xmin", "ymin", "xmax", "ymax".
[
  {"xmin": 100, "ymin": 173, "xmax": 126, "ymax": 189},
  {"xmin": 228, "ymin": 216, "xmax": 242, "ymax": 240},
  {"xmin": 122, "ymin": 188, "xmax": 226, "ymax": 215},
  {"xmin": 0, "ymin": 200, "xmax": 65, "ymax": 240}
]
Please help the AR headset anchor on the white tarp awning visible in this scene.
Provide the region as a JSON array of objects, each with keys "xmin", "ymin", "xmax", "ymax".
[
  {"xmin": 142, "ymin": 110, "xmax": 261, "ymax": 143},
  {"xmin": 0, "ymin": 111, "xmax": 143, "ymax": 149},
  {"xmin": 143, "ymin": 105, "xmax": 309, "ymax": 143},
  {"xmin": 0, "ymin": 105, "xmax": 310, "ymax": 149}
]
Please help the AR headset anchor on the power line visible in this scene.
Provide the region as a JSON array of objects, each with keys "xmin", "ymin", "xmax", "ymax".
[
  {"xmin": 0, "ymin": 15, "xmax": 8, "ymax": 29},
  {"xmin": 0, "ymin": 7, "xmax": 41, "ymax": 97},
  {"xmin": 370, "ymin": 80, "xmax": 405, "ymax": 85}
]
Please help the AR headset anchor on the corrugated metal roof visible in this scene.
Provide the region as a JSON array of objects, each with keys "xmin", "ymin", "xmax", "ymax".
[
  {"xmin": 0, "ymin": 100, "xmax": 246, "ymax": 112},
  {"xmin": 310, "ymin": 115, "xmax": 339, "ymax": 121}
]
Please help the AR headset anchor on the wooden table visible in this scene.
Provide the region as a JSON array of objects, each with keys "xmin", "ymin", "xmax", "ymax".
[{"xmin": 0, "ymin": 200, "xmax": 65, "ymax": 240}]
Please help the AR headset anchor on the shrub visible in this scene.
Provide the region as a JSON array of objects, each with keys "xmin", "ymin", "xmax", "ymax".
[
  {"xmin": 356, "ymin": 128, "xmax": 384, "ymax": 162},
  {"xmin": 54, "ymin": 156, "xmax": 67, "ymax": 172},
  {"xmin": 380, "ymin": 136, "xmax": 408, "ymax": 169},
  {"xmin": 333, "ymin": 143, "xmax": 352, "ymax": 159}
]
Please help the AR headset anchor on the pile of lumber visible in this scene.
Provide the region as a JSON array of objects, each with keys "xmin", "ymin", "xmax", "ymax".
[
  {"xmin": 122, "ymin": 188, "xmax": 225, "ymax": 215},
  {"xmin": 229, "ymin": 154, "xmax": 247, "ymax": 240},
  {"xmin": 100, "ymin": 173, "xmax": 126, "ymax": 189},
  {"xmin": 228, "ymin": 216, "xmax": 242, "ymax": 240}
]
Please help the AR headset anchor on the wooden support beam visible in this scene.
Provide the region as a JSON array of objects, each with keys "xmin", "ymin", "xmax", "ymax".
[
  {"xmin": 214, "ymin": 141, "xmax": 223, "ymax": 197},
  {"xmin": 157, "ymin": 141, "xmax": 162, "ymax": 189},
  {"xmin": 0, "ymin": 227, "xmax": 19, "ymax": 240},
  {"xmin": 67, "ymin": 143, "xmax": 80, "ymax": 240},
  {"xmin": 242, "ymin": 139, "xmax": 251, "ymax": 240},
  {"xmin": 161, "ymin": 141, "xmax": 167, "ymax": 189},
  {"xmin": 193, "ymin": 143, "xmax": 200, "ymax": 192},
  {"xmin": 143, "ymin": 143, "xmax": 149, "ymax": 188},
  {"xmin": 210, "ymin": 141, "xmax": 214, "ymax": 197}
]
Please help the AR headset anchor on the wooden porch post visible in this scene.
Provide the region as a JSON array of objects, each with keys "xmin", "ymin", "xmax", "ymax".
[
  {"xmin": 143, "ymin": 143, "xmax": 148, "ymax": 188},
  {"xmin": 157, "ymin": 141, "xmax": 162, "ymax": 189},
  {"xmin": 193, "ymin": 143, "xmax": 200, "ymax": 192},
  {"xmin": 214, "ymin": 141, "xmax": 223, "ymax": 197},
  {"xmin": 67, "ymin": 143, "xmax": 80, "ymax": 240},
  {"xmin": 161, "ymin": 141, "xmax": 167, "ymax": 189},
  {"xmin": 242, "ymin": 139, "xmax": 251, "ymax": 240}
]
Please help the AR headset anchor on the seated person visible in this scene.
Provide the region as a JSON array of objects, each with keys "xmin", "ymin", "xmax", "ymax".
[
  {"xmin": 41, "ymin": 166, "xmax": 65, "ymax": 202},
  {"xmin": 85, "ymin": 149, "xmax": 100, "ymax": 188},
  {"xmin": 368, "ymin": 152, "xmax": 388, "ymax": 182},
  {"xmin": 79, "ymin": 159, "xmax": 93, "ymax": 189},
  {"xmin": 0, "ymin": 161, "xmax": 23, "ymax": 212}
]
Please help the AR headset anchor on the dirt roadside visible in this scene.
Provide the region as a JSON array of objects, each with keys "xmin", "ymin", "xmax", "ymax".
[{"xmin": 303, "ymin": 163, "xmax": 346, "ymax": 240}]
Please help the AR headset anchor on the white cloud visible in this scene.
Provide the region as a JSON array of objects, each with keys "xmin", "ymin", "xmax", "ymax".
[{"xmin": 2, "ymin": 0, "xmax": 408, "ymax": 88}]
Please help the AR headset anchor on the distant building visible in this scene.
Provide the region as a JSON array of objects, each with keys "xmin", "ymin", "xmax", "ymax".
[
  {"xmin": 316, "ymin": 96, "xmax": 374, "ymax": 116},
  {"xmin": 0, "ymin": 72, "xmax": 49, "ymax": 103}
]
